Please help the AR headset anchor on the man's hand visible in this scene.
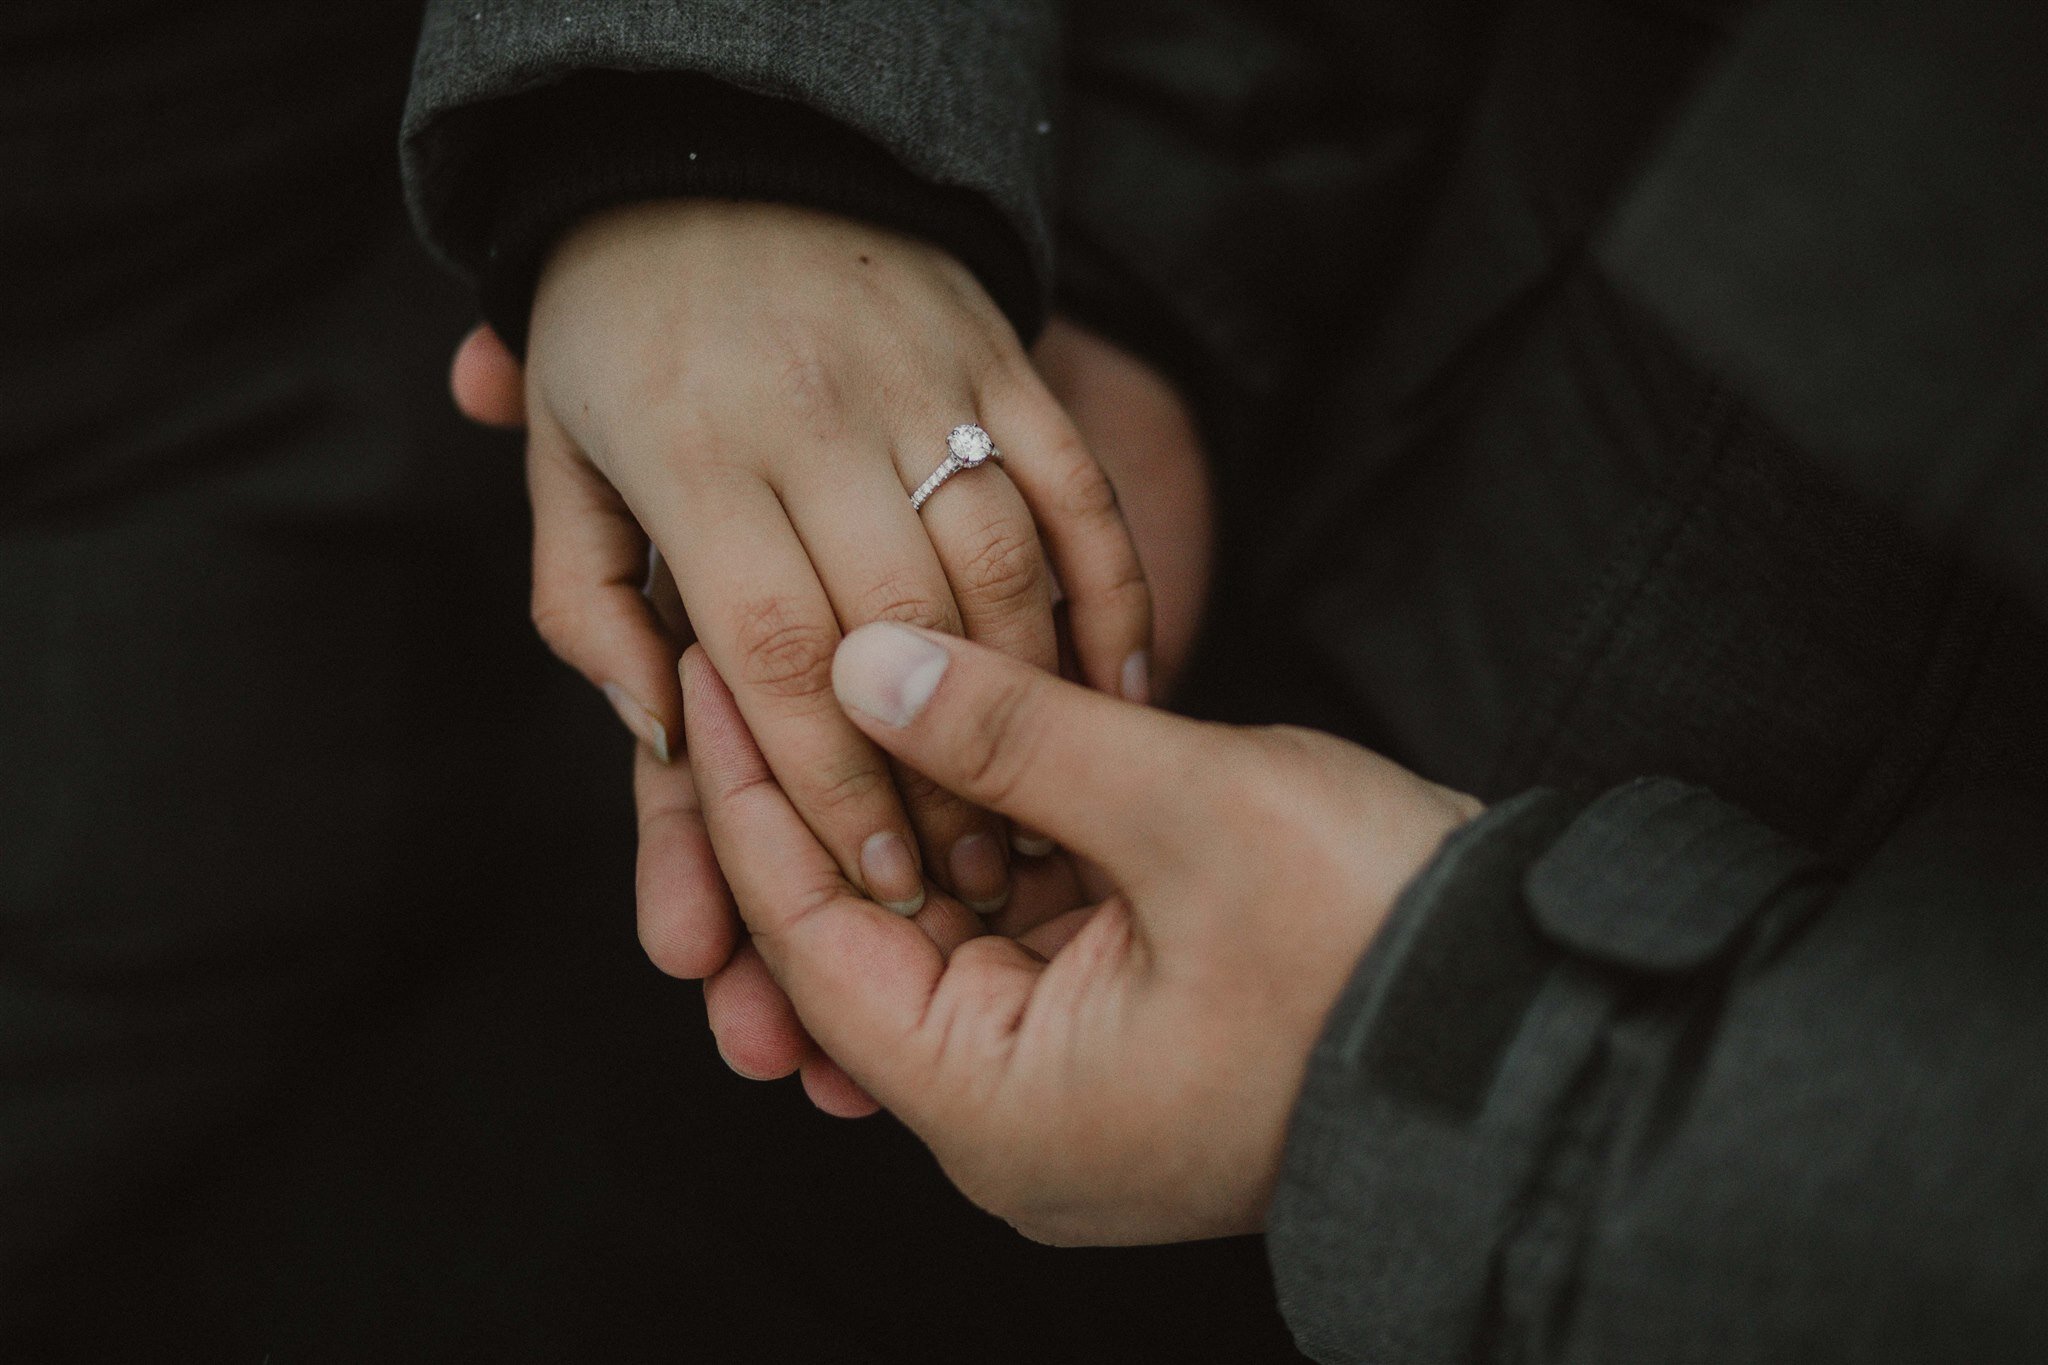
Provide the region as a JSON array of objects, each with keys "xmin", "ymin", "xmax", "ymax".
[{"xmin": 685, "ymin": 624, "xmax": 1479, "ymax": 1244}]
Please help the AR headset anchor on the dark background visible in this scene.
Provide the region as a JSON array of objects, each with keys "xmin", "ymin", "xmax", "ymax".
[{"xmin": 0, "ymin": 2, "xmax": 1301, "ymax": 1357}]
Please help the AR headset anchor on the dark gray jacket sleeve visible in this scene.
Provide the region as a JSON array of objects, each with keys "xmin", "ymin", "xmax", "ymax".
[
  {"xmin": 1052, "ymin": 0, "xmax": 1495, "ymax": 406},
  {"xmin": 400, "ymin": 1, "xmax": 1060, "ymax": 330},
  {"xmin": 1598, "ymin": 0, "xmax": 2048, "ymax": 618},
  {"xmin": 1268, "ymin": 2, "xmax": 2048, "ymax": 1354},
  {"xmin": 1271, "ymin": 781, "xmax": 2048, "ymax": 1362}
]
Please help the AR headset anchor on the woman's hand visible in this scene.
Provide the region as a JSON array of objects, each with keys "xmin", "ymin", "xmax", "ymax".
[
  {"xmin": 518, "ymin": 201, "xmax": 1152, "ymax": 915},
  {"xmin": 685, "ymin": 624, "xmax": 1481, "ymax": 1243}
]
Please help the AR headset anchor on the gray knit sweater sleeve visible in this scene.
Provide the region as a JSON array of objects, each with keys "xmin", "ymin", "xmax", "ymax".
[{"xmin": 400, "ymin": 0, "xmax": 1060, "ymax": 296}]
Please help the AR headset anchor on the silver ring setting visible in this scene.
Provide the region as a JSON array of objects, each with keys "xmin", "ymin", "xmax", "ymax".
[{"xmin": 911, "ymin": 423, "xmax": 1001, "ymax": 512}]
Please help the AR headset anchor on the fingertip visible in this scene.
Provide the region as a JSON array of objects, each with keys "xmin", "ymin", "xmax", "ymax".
[
  {"xmin": 633, "ymin": 746, "xmax": 736, "ymax": 979},
  {"xmin": 635, "ymin": 842, "xmax": 738, "ymax": 979},
  {"xmin": 801, "ymin": 1057, "xmax": 882, "ymax": 1118},
  {"xmin": 678, "ymin": 641, "xmax": 721, "ymax": 709},
  {"xmin": 859, "ymin": 831, "xmax": 927, "ymax": 915},
  {"xmin": 677, "ymin": 645, "xmax": 734, "ymax": 755},
  {"xmin": 603, "ymin": 683, "xmax": 672, "ymax": 762},
  {"xmin": 1011, "ymin": 826, "xmax": 1058, "ymax": 858},
  {"xmin": 948, "ymin": 830, "xmax": 1011, "ymax": 915},
  {"xmin": 705, "ymin": 950, "xmax": 810, "ymax": 1081},
  {"xmin": 715, "ymin": 1037, "xmax": 800, "ymax": 1083},
  {"xmin": 1119, "ymin": 650, "xmax": 1150, "ymax": 705},
  {"xmin": 831, "ymin": 621, "xmax": 951, "ymax": 729},
  {"xmin": 449, "ymin": 324, "xmax": 526, "ymax": 429}
]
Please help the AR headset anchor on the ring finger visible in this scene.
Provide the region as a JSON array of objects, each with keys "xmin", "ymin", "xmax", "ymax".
[
  {"xmin": 899, "ymin": 417, "xmax": 1063, "ymax": 860},
  {"xmin": 899, "ymin": 420, "xmax": 1060, "ymax": 676}
]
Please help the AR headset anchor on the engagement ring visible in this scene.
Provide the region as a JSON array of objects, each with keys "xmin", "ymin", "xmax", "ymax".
[{"xmin": 911, "ymin": 423, "xmax": 1001, "ymax": 512}]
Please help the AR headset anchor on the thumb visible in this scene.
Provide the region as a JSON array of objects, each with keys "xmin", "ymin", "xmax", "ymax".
[{"xmin": 831, "ymin": 622, "xmax": 1196, "ymax": 879}]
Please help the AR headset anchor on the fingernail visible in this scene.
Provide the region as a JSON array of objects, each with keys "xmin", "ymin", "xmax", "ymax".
[
  {"xmin": 860, "ymin": 831, "xmax": 925, "ymax": 916},
  {"xmin": 602, "ymin": 683, "xmax": 671, "ymax": 762},
  {"xmin": 833, "ymin": 623, "xmax": 949, "ymax": 727},
  {"xmin": 950, "ymin": 832, "xmax": 1010, "ymax": 914},
  {"xmin": 1011, "ymin": 826, "xmax": 1057, "ymax": 858},
  {"xmin": 1120, "ymin": 650, "xmax": 1151, "ymax": 704}
]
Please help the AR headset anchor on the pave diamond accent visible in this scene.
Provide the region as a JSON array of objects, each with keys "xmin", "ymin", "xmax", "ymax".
[{"xmin": 947, "ymin": 423, "xmax": 996, "ymax": 467}]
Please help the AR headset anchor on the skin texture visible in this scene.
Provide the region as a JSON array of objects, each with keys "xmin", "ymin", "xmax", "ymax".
[
  {"xmin": 685, "ymin": 624, "xmax": 1482, "ymax": 1244},
  {"xmin": 512, "ymin": 200, "xmax": 1154, "ymax": 918},
  {"xmin": 453, "ymin": 307, "xmax": 1214, "ymax": 1116}
]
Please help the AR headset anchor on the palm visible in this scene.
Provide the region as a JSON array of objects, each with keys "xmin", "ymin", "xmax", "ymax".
[{"xmin": 987, "ymin": 846, "xmax": 1110, "ymax": 954}]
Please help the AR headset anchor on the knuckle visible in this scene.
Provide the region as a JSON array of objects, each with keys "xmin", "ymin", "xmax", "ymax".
[
  {"xmin": 659, "ymin": 410, "xmax": 723, "ymax": 473},
  {"xmin": 1229, "ymin": 726, "xmax": 1327, "ymax": 838},
  {"xmin": 1092, "ymin": 554, "xmax": 1151, "ymax": 612},
  {"xmin": 960, "ymin": 675, "xmax": 1042, "ymax": 809},
  {"xmin": 858, "ymin": 572, "xmax": 955, "ymax": 633},
  {"xmin": 1051, "ymin": 454, "xmax": 1120, "ymax": 525},
  {"xmin": 800, "ymin": 750, "xmax": 891, "ymax": 819},
  {"xmin": 891, "ymin": 763, "xmax": 965, "ymax": 819},
  {"xmin": 925, "ymin": 251, "xmax": 1011, "ymax": 333},
  {"xmin": 958, "ymin": 521, "xmax": 1045, "ymax": 614},
  {"xmin": 729, "ymin": 597, "xmax": 838, "ymax": 700},
  {"xmin": 747, "ymin": 866, "xmax": 859, "ymax": 952}
]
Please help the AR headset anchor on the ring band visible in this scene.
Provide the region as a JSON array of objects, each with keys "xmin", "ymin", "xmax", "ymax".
[{"xmin": 912, "ymin": 423, "xmax": 1001, "ymax": 512}]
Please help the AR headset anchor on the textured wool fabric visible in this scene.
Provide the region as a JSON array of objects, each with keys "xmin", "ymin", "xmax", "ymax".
[
  {"xmin": 1270, "ymin": 792, "xmax": 1592, "ymax": 1363},
  {"xmin": 1599, "ymin": 0, "xmax": 2048, "ymax": 617},
  {"xmin": 402, "ymin": 0, "xmax": 1060, "ymax": 314},
  {"xmin": 442, "ymin": 72, "xmax": 1042, "ymax": 353},
  {"xmin": 1052, "ymin": 0, "xmax": 1498, "ymax": 408}
]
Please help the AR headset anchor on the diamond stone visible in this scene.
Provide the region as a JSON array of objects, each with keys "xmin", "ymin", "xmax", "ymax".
[{"xmin": 947, "ymin": 423, "xmax": 995, "ymax": 466}]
